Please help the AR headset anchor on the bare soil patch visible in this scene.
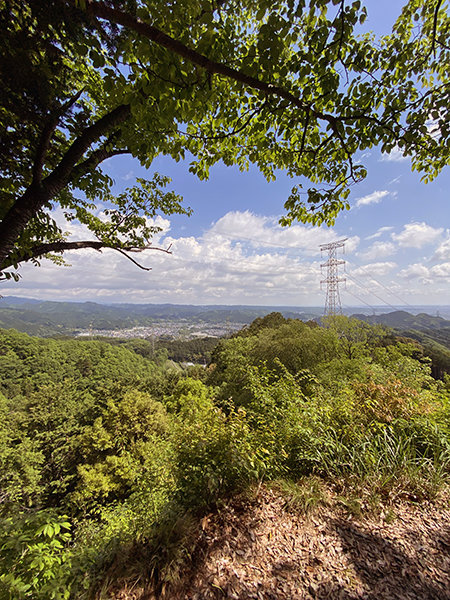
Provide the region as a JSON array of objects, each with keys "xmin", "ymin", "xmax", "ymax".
[{"xmin": 115, "ymin": 486, "xmax": 450, "ymax": 600}]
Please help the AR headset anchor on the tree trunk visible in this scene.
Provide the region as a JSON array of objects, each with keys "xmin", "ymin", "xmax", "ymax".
[{"xmin": 0, "ymin": 104, "xmax": 131, "ymax": 270}]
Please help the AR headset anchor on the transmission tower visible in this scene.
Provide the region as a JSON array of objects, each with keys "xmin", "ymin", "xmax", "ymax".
[{"xmin": 320, "ymin": 238, "xmax": 347, "ymax": 316}]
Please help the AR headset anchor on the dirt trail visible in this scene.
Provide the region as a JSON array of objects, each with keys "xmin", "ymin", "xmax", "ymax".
[{"xmin": 117, "ymin": 487, "xmax": 450, "ymax": 600}]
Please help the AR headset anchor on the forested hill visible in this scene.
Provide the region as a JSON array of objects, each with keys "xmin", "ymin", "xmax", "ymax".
[
  {"xmin": 1, "ymin": 297, "xmax": 450, "ymax": 340},
  {"xmin": 352, "ymin": 311, "xmax": 450, "ymax": 378},
  {"xmin": 0, "ymin": 297, "xmax": 317, "ymax": 336},
  {"xmin": 353, "ymin": 310, "xmax": 450, "ymax": 337}
]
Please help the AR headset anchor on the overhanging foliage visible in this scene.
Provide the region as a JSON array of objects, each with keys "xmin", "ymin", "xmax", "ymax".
[{"xmin": 0, "ymin": 0, "xmax": 448, "ymax": 279}]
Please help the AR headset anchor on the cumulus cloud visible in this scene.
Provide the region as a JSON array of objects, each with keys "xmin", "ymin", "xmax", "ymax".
[
  {"xmin": 432, "ymin": 235, "xmax": 450, "ymax": 261},
  {"xmin": 430, "ymin": 262, "xmax": 450, "ymax": 278},
  {"xmin": 399, "ymin": 264, "xmax": 431, "ymax": 280},
  {"xmin": 355, "ymin": 190, "xmax": 390, "ymax": 207},
  {"xmin": 358, "ymin": 241, "xmax": 396, "ymax": 261},
  {"xmin": 351, "ymin": 262, "xmax": 397, "ymax": 277},
  {"xmin": 4, "ymin": 211, "xmax": 344, "ymax": 305},
  {"xmin": 205, "ymin": 210, "xmax": 360, "ymax": 256},
  {"xmin": 49, "ymin": 207, "xmax": 96, "ymax": 242},
  {"xmin": 3, "ymin": 209, "xmax": 446, "ymax": 306},
  {"xmin": 392, "ymin": 222, "xmax": 444, "ymax": 248}
]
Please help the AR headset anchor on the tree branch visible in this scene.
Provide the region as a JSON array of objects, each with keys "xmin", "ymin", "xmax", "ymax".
[
  {"xmin": 179, "ymin": 101, "xmax": 268, "ymax": 142},
  {"xmin": 79, "ymin": 0, "xmax": 414, "ymax": 147},
  {"xmin": 0, "ymin": 104, "xmax": 131, "ymax": 266},
  {"xmin": 1, "ymin": 240, "xmax": 173, "ymax": 272},
  {"xmin": 81, "ymin": 0, "xmax": 323, "ymax": 120},
  {"xmin": 43, "ymin": 104, "xmax": 131, "ymax": 196},
  {"xmin": 32, "ymin": 89, "xmax": 84, "ymax": 186},
  {"xmin": 431, "ymin": 0, "xmax": 443, "ymax": 59},
  {"xmin": 299, "ymin": 108, "xmax": 311, "ymax": 156},
  {"xmin": 195, "ymin": 0, "xmax": 229, "ymax": 23},
  {"xmin": 114, "ymin": 248, "xmax": 154, "ymax": 270},
  {"xmin": 71, "ymin": 146, "xmax": 130, "ymax": 181}
]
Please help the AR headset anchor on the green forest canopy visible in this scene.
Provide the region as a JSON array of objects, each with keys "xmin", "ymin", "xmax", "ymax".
[
  {"xmin": 0, "ymin": 0, "xmax": 449, "ymax": 279},
  {"xmin": 0, "ymin": 316, "xmax": 449, "ymax": 597}
]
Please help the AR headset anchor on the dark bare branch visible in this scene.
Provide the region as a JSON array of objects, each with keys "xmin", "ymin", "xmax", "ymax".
[
  {"xmin": 299, "ymin": 108, "xmax": 311, "ymax": 156},
  {"xmin": 0, "ymin": 104, "xmax": 131, "ymax": 266},
  {"xmin": 32, "ymin": 89, "xmax": 84, "ymax": 185},
  {"xmin": 0, "ymin": 240, "xmax": 173, "ymax": 272},
  {"xmin": 179, "ymin": 101, "xmax": 268, "ymax": 142},
  {"xmin": 114, "ymin": 248, "xmax": 153, "ymax": 270},
  {"xmin": 431, "ymin": 0, "xmax": 443, "ymax": 58}
]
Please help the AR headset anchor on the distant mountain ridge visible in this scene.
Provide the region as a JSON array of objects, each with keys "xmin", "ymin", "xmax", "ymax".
[
  {"xmin": 0, "ymin": 297, "xmax": 320, "ymax": 336},
  {"xmin": 352, "ymin": 310, "xmax": 450, "ymax": 331},
  {"xmin": 0, "ymin": 298, "xmax": 449, "ymax": 351}
]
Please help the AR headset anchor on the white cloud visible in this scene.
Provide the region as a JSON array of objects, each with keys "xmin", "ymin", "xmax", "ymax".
[
  {"xmin": 4, "ymin": 210, "xmax": 352, "ymax": 305},
  {"xmin": 430, "ymin": 262, "xmax": 450, "ymax": 278},
  {"xmin": 399, "ymin": 264, "xmax": 431, "ymax": 280},
  {"xmin": 380, "ymin": 146, "xmax": 409, "ymax": 162},
  {"xmin": 358, "ymin": 241, "xmax": 396, "ymax": 261},
  {"xmin": 205, "ymin": 210, "xmax": 360, "ymax": 256},
  {"xmin": 365, "ymin": 226, "xmax": 394, "ymax": 241},
  {"xmin": 352, "ymin": 262, "xmax": 397, "ymax": 277},
  {"xmin": 3, "ymin": 209, "xmax": 447, "ymax": 307},
  {"xmin": 398, "ymin": 261, "xmax": 450, "ymax": 287},
  {"xmin": 355, "ymin": 190, "xmax": 390, "ymax": 207},
  {"xmin": 122, "ymin": 170, "xmax": 135, "ymax": 181},
  {"xmin": 432, "ymin": 235, "xmax": 450, "ymax": 261},
  {"xmin": 392, "ymin": 222, "xmax": 443, "ymax": 248}
]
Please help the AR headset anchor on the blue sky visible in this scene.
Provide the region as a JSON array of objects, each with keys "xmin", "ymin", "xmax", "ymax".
[{"xmin": 2, "ymin": 1, "xmax": 449, "ymax": 307}]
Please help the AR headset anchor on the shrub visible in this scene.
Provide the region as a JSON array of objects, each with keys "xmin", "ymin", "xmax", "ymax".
[{"xmin": 0, "ymin": 511, "xmax": 73, "ymax": 600}]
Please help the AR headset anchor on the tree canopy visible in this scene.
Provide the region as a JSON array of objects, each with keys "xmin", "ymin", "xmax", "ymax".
[
  {"xmin": 0, "ymin": 319, "xmax": 449, "ymax": 596},
  {"xmin": 0, "ymin": 0, "xmax": 448, "ymax": 280}
]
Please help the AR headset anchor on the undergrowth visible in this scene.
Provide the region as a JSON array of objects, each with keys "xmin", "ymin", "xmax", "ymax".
[{"xmin": 0, "ymin": 320, "xmax": 449, "ymax": 599}]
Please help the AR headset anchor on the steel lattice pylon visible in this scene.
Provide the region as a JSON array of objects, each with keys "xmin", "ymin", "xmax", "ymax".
[{"xmin": 320, "ymin": 238, "xmax": 347, "ymax": 316}]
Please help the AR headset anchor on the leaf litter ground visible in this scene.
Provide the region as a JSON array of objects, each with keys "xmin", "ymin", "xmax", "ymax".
[{"xmin": 115, "ymin": 485, "xmax": 449, "ymax": 599}]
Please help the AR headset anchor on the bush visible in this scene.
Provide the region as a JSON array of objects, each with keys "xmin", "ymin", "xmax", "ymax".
[
  {"xmin": 171, "ymin": 379, "xmax": 261, "ymax": 506},
  {"xmin": 0, "ymin": 511, "xmax": 73, "ymax": 600}
]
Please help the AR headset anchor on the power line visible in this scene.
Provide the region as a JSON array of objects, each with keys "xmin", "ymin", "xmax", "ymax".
[
  {"xmin": 346, "ymin": 272, "xmax": 399, "ymax": 311},
  {"xmin": 364, "ymin": 274, "xmax": 413, "ymax": 307},
  {"xmin": 343, "ymin": 289, "xmax": 377, "ymax": 313},
  {"xmin": 344, "ymin": 255, "xmax": 413, "ymax": 308}
]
